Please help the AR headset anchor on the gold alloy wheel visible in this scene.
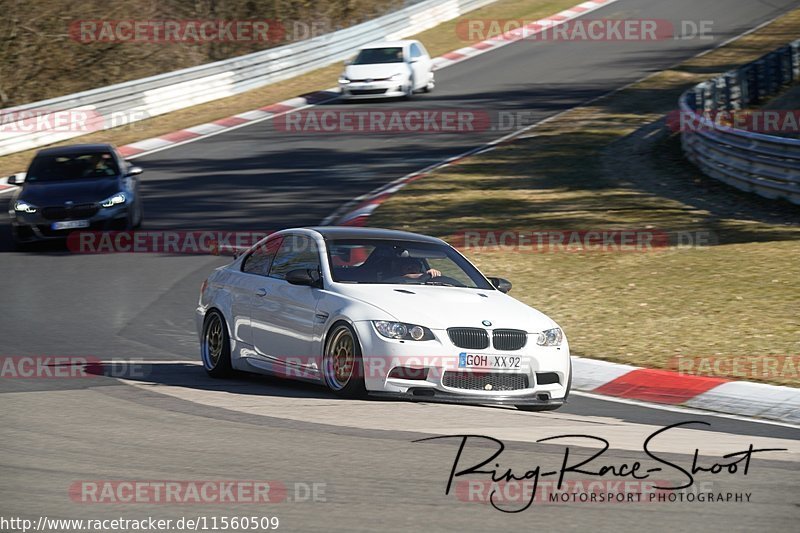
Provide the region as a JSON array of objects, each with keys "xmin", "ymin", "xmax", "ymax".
[{"xmin": 325, "ymin": 326, "xmax": 356, "ymax": 390}]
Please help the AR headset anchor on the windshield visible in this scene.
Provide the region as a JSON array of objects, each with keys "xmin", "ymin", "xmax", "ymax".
[
  {"xmin": 26, "ymin": 151, "xmax": 119, "ymax": 182},
  {"xmin": 352, "ymin": 47, "xmax": 404, "ymax": 65},
  {"xmin": 326, "ymin": 238, "xmax": 493, "ymax": 289}
]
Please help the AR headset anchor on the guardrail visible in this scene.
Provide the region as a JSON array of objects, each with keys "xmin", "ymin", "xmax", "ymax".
[
  {"xmin": 679, "ymin": 40, "xmax": 800, "ymax": 205},
  {"xmin": 0, "ymin": 0, "xmax": 496, "ymax": 157}
]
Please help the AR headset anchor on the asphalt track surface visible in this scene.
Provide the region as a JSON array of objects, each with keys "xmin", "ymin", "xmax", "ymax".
[{"xmin": 1, "ymin": 0, "xmax": 799, "ymax": 531}]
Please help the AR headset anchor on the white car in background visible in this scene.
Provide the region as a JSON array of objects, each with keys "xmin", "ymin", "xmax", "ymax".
[
  {"xmin": 196, "ymin": 227, "xmax": 572, "ymax": 411},
  {"xmin": 339, "ymin": 40, "xmax": 435, "ymax": 99}
]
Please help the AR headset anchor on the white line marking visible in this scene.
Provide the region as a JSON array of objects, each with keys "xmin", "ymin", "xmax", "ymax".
[
  {"xmin": 126, "ymin": 137, "xmax": 174, "ymax": 151},
  {"xmin": 185, "ymin": 123, "xmax": 228, "ymax": 135}
]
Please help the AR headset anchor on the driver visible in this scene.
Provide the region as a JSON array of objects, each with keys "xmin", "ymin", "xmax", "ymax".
[{"xmin": 397, "ymin": 257, "xmax": 441, "ymax": 279}]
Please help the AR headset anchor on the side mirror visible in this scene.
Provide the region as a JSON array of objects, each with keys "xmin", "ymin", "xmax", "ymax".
[
  {"xmin": 286, "ymin": 268, "xmax": 320, "ymax": 287},
  {"xmin": 488, "ymin": 277, "xmax": 512, "ymax": 293},
  {"xmin": 127, "ymin": 166, "xmax": 143, "ymax": 176},
  {"xmin": 6, "ymin": 173, "xmax": 25, "ymax": 185},
  {"xmin": 344, "ymin": 59, "xmax": 352, "ymax": 66}
]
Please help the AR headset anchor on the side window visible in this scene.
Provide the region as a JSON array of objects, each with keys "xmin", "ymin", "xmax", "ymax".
[
  {"xmin": 268, "ymin": 235, "xmax": 321, "ymax": 280},
  {"xmin": 410, "ymin": 43, "xmax": 421, "ymax": 59},
  {"xmin": 242, "ymin": 237, "xmax": 282, "ymax": 276}
]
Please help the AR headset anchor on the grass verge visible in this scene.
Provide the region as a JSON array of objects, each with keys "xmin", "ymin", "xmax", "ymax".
[
  {"xmin": 0, "ymin": 0, "xmax": 583, "ymax": 177},
  {"xmin": 369, "ymin": 9, "xmax": 800, "ymax": 386}
]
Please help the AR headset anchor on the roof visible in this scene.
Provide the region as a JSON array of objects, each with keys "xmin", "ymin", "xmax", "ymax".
[
  {"xmin": 35, "ymin": 143, "xmax": 116, "ymax": 156},
  {"xmin": 359, "ymin": 40, "xmax": 417, "ymax": 49},
  {"xmin": 306, "ymin": 226, "xmax": 445, "ymax": 244}
]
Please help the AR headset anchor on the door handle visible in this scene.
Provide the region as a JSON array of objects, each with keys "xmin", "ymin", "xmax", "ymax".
[{"xmin": 256, "ymin": 288, "xmax": 268, "ymax": 297}]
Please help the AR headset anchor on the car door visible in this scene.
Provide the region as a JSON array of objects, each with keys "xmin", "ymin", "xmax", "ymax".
[
  {"xmin": 409, "ymin": 43, "xmax": 430, "ymax": 89},
  {"xmin": 250, "ymin": 234, "xmax": 324, "ymax": 375},
  {"xmin": 232, "ymin": 236, "xmax": 283, "ymax": 348}
]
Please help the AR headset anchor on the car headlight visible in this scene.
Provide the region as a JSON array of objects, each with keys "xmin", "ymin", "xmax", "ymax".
[
  {"xmin": 13, "ymin": 200, "xmax": 37, "ymax": 213},
  {"xmin": 390, "ymin": 73, "xmax": 406, "ymax": 81},
  {"xmin": 339, "ymin": 73, "xmax": 350, "ymax": 83},
  {"xmin": 100, "ymin": 192, "xmax": 126, "ymax": 208},
  {"xmin": 373, "ymin": 321, "xmax": 434, "ymax": 341},
  {"xmin": 537, "ymin": 327, "xmax": 563, "ymax": 347}
]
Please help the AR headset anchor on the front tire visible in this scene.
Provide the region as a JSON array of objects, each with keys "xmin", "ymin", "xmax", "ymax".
[
  {"xmin": 201, "ymin": 310, "xmax": 233, "ymax": 378},
  {"xmin": 423, "ymin": 72, "xmax": 435, "ymax": 93},
  {"xmin": 132, "ymin": 198, "xmax": 143, "ymax": 229},
  {"xmin": 402, "ymin": 77, "xmax": 414, "ymax": 100},
  {"xmin": 322, "ymin": 322, "xmax": 366, "ymax": 398}
]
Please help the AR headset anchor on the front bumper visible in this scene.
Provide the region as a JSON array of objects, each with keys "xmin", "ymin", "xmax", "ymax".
[
  {"xmin": 339, "ymin": 80, "xmax": 408, "ymax": 99},
  {"xmin": 10, "ymin": 203, "xmax": 130, "ymax": 242},
  {"xmin": 352, "ymin": 321, "xmax": 571, "ymax": 403},
  {"xmin": 369, "ymin": 390, "xmax": 565, "ymax": 407}
]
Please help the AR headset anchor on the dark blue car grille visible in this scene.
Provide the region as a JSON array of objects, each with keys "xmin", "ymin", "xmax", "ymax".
[{"xmin": 42, "ymin": 204, "xmax": 99, "ymax": 220}]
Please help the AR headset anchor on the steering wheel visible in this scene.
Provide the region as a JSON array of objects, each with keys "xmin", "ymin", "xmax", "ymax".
[
  {"xmin": 428, "ymin": 275, "xmax": 466, "ymax": 287},
  {"xmin": 383, "ymin": 272, "xmax": 432, "ymax": 284}
]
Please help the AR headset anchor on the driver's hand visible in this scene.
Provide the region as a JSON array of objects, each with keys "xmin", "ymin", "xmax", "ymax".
[{"xmin": 427, "ymin": 268, "xmax": 442, "ymax": 277}]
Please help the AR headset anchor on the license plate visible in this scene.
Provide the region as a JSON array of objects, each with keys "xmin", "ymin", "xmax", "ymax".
[
  {"xmin": 362, "ymin": 84, "xmax": 373, "ymax": 89},
  {"xmin": 458, "ymin": 352, "xmax": 521, "ymax": 370},
  {"xmin": 51, "ymin": 220, "xmax": 90, "ymax": 230}
]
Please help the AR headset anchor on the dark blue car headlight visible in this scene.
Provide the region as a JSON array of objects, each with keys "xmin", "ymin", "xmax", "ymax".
[
  {"xmin": 100, "ymin": 192, "xmax": 126, "ymax": 208},
  {"xmin": 14, "ymin": 200, "xmax": 37, "ymax": 213}
]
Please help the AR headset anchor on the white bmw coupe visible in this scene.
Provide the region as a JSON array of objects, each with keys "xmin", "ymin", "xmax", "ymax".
[{"xmin": 197, "ymin": 227, "xmax": 571, "ymax": 411}]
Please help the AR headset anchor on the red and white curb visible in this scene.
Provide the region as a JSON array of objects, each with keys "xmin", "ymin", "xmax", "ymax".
[
  {"xmin": 0, "ymin": 0, "xmax": 622, "ymax": 195},
  {"xmin": 572, "ymin": 356, "xmax": 800, "ymax": 424},
  {"xmin": 117, "ymin": 92, "xmax": 341, "ymax": 159}
]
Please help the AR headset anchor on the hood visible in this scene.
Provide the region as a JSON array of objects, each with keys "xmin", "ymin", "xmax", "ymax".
[
  {"xmin": 19, "ymin": 178, "xmax": 120, "ymax": 206},
  {"xmin": 336, "ymin": 284, "xmax": 556, "ymax": 332},
  {"xmin": 345, "ymin": 63, "xmax": 409, "ymax": 81}
]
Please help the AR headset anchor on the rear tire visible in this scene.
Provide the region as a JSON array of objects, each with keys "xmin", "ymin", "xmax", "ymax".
[
  {"xmin": 201, "ymin": 310, "xmax": 233, "ymax": 378},
  {"xmin": 322, "ymin": 322, "xmax": 366, "ymax": 398}
]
